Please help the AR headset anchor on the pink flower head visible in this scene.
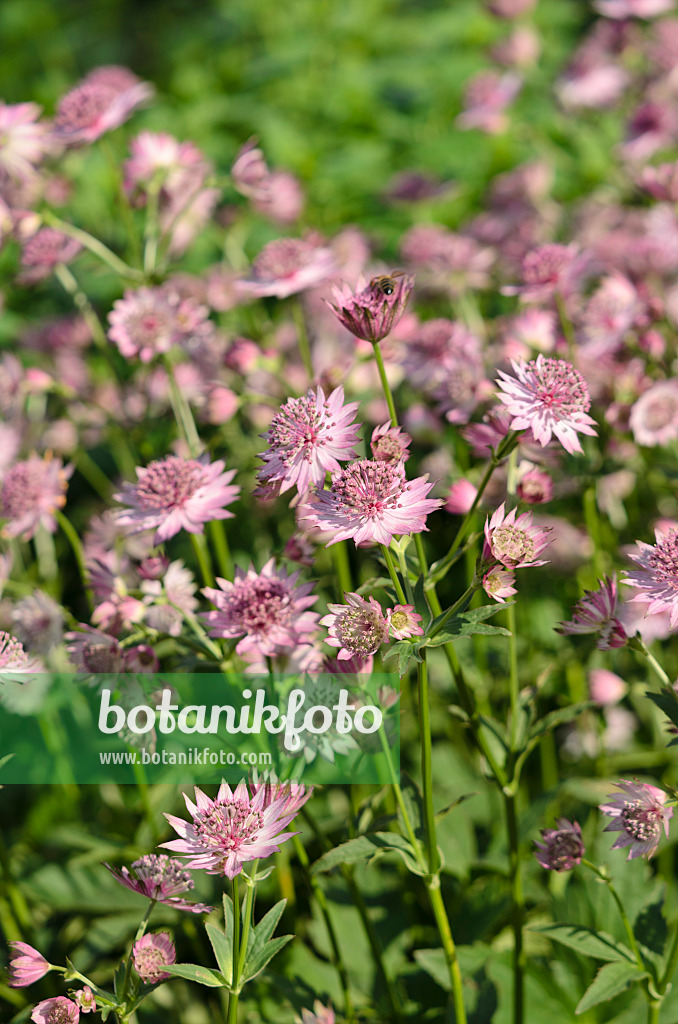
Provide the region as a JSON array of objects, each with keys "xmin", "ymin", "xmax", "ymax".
[
  {"xmin": 595, "ymin": 0, "xmax": 674, "ymax": 16},
  {"xmin": 103, "ymin": 853, "xmax": 212, "ymax": 912},
  {"xmin": 589, "ymin": 668, "xmax": 627, "ymax": 706},
  {"xmin": 201, "ymin": 559, "xmax": 319, "ymax": 659},
  {"xmin": 370, "ymin": 422, "xmax": 412, "ymax": 464},
  {"xmin": 517, "ymin": 467, "xmax": 553, "ymax": 505},
  {"xmin": 240, "ymin": 237, "xmax": 335, "ymax": 299},
  {"xmin": 624, "ymin": 102, "xmax": 678, "ymax": 163},
  {"xmin": 231, "ymin": 137, "xmax": 270, "ymax": 199},
  {"xmin": 1, "ymin": 454, "xmax": 71, "ymax": 540},
  {"xmin": 625, "ymin": 528, "xmax": 678, "ymax": 628},
  {"xmin": 247, "ymin": 777, "xmax": 312, "ymax": 816},
  {"xmin": 73, "ymin": 988, "xmax": 96, "ymax": 1014},
  {"xmin": 19, "ymin": 229, "xmax": 81, "ymax": 284},
  {"xmin": 8, "ymin": 942, "xmax": 51, "ymax": 987},
  {"xmin": 639, "ymin": 162, "xmax": 678, "ymax": 202},
  {"xmin": 445, "ymin": 480, "xmax": 478, "ymax": 515},
  {"xmin": 31, "ymin": 998, "xmax": 79, "ymax": 1024},
  {"xmin": 253, "ymin": 170, "xmax": 304, "ymax": 224},
  {"xmin": 483, "ymin": 502, "xmax": 552, "ymax": 568},
  {"xmin": 487, "ymin": 0, "xmax": 536, "ymax": 15},
  {"xmin": 600, "ymin": 780, "xmax": 672, "ymax": 859},
  {"xmin": 132, "ymin": 932, "xmax": 175, "ymax": 983},
  {"xmin": 534, "ymin": 819, "xmax": 585, "ymax": 871},
  {"xmin": 304, "ymin": 460, "xmax": 442, "ymax": 548},
  {"xmin": 557, "ymin": 576, "xmax": 628, "ymax": 649},
  {"xmin": 0, "ymin": 102, "xmax": 51, "ymax": 183},
  {"xmin": 482, "ymin": 565, "xmax": 518, "ymax": 603},
  {"xmin": 630, "ymin": 380, "xmax": 678, "ymax": 447},
  {"xmin": 161, "ymin": 780, "xmax": 307, "ymax": 877},
  {"xmin": 503, "ymin": 243, "xmax": 587, "ymax": 304},
  {"xmin": 580, "ymin": 274, "xmax": 640, "ymax": 349},
  {"xmin": 327, "ymin": 272, "xmax": 414, "ymax": 344},
  {"xmin": 496, "ymin": 356, "xmax": 597, "ymax": 455},
  {"xmin": 296, "ymin": 1003, "xmax": 336, "ymax": 1024},
  {"xmin": 53, "ymin": 66, "xmax": 153, "ymax": 145},
  {"xmin": 113, "ymin": 455, "xmax": 239, "ymax": 544},
  {"xmin": 107, "ymin": 286, "xmax": 210, "ymax": 363},
  {"xmin": 456, "ymin": 71, "xmax": 522, "ymax": 134},
  {"xmin": 388, "ymin": 604, "xmax": 424, "ymax": 640},
  {"xmin": 124, "ymin": 132, "xmax": 207, "ymax": 191},
  {"xmin": 258, "ymin": 385, "xmax": 360, "ymax": 495},
  {"xmin": 66, "ymin": 625, "xmax": 124, "ymax": 673},
  {"xmin": 321, "ymin": 593, "xmax": 390, "ymax": 659}
]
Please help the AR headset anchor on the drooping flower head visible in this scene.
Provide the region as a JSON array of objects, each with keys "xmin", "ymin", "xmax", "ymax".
[
  {"xmin": 517, "ymin": 467, "xmax": 553, "ymax": 505},
  {"xmin": 496, "ymin": 356, "xmax": 597, "ymax": 455},
  {"xmin": 258, "ymin": 386, "xmax": 360, "ymax": 495},
  {"xmin": 388, "ymin": 604, "xmax": 424, "ymax": 640},
  {"xmin": 321, "ymin": 593, "xmax": 390, "ymax": 660},
  {"xmin": 31, "ymin": 997, "xmax": 79, "ymax": 1024},
  {"xmin": 201, "ymin": 559, "xmax": 319, "ymax": 660},
  {"xmin": 53, "ymin": 66, "xmax": 153, "ymax": 145},
  {"xmin": 1, "ymin": 455, "xmax": 71, "ymax": 541},
  {"xmin": 370, "ymin": 422, "xmax": 412, "ymax": 464},
  {"xmin": 114, "ymin": 455, "xmax": 239, "ymax": 544},
  {"xmin": 557, "ymin": 575, "xmax": 628, "ymax": 649},
  {"xmin": 534, "ymin": 819, "xmax": 585, "ymax": 872},
  {"xmin": 482, "ymin": 565, "xmax": 517, "ymax": 603},
  {"xmin": 483, "ymin": 503, "xmax": 552, "ymax": 568},
  {"xmin": 103, "ymin": 853, "xmax": 213, "ymax": 913},
  {"xmin": 600, "ymin": 780, "xmax": 672, "ymax": 860},
  {"xmin": 161, "ymin": 780, "xmax": 308, "ymax": 877},
  {"xmin": 8, "ymin": 943, "xmax": 51, "ymax": 987},
  {"xmin": 327, "ymin": 272, "xmax": 414, "ymax": 343},
  {"xmin": 133, "ymin": 932, "xmax": 176, "ymax": 983},
  {"xmin": 625, "ymin": 529, "xmax": 678, "ymax": 629},
  {"xmin": 240, "ymin": 237, "xmax": 336, "ymax": 299},
  {"xmin": 304, "ymin": 460, "xmax": 442, "ymax": 547}
]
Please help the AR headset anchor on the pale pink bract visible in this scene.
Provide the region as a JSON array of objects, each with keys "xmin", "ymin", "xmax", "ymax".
[
  {"xmin": 8, "ymin": 942, "xmax": 51, "ymax": 987},
  {"xmin": 321, "ymin": 592, "xmax": 390, "ymax": 659},
  {"xmin": 132, "ymin": 932, "xmax": 176, "ymax": 983},
  {"xmin": 600, "ymin": 780, "xmax": 672, "ymax": 859}
]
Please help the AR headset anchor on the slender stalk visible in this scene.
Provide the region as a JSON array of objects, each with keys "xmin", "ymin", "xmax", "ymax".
[
  {"xmin": 163, "ymin": 356, "xmax": 202, "ymax": 456},
  {"xmin": 208, "ymin": 520, "xmax": 233, "ymax": 580},
  {"xmin": 507, "ymin": 602, "xmax": 520, "ymax": 749},
  {"xmin": 55, "ymin": 510, "xmax": 91, "ymax": 605},
  {"xmin": 426, "ymin": 878, "xmax": 467, "ymax": 1024},
  {"xmin": 236, "ymin": 873, "xmax": 256, "ymax": 984},
  {"xmin": 191, "ymin": 533, "xmax": 215, "ymax": 589},
  {"xmin": 647, "ymin": 1003, "xmax": 660, "ymax": 1024},
  {"xmin": 228, "ymin": 877, "xmax": 240, "ymax": 1023},
  {"xmin": 582, "ymin": 861, "xmax": 645, "ymax": 971},
  {"xmin": 555, "ymin": 291, "xmax": 576, "ymax": 362},
  {"xmin": 143, "ymin": 175, "xmax": 162, "ymax": 278},
  {"xmin": 43, "ymin": 212, "xmax": 143, "ymax": 281},
  {"xmin": 372, "ymin": 341, "xmax": 398, "ymax": 428},
  {"xmin": 292, "ymin": 298, "xmax": 313, "ymax": 379},
  {"xmin": 380, "ymin": 544, "xmax": 407, "ymax": 605},
  {"xmin": 54, "ymin": 263, "xmax": 109, "ymax": 350},
  {"xmin": 98, "ymin": 137, "xmax": 142, "ymax": 268},
  {"xmin": 396, "ymin": 545, "xmax": 415, "ymax": 604},
  {"xmin": 418, "ymin": 654, "xmax": 439, "ymax": 874},
  {"xmin": 505, "ymin": 793, "xmax": 525, "ymax": 1024},
  {"xmin": 659, "ymin": 921, "xmax": 678, "ymax": 994},
  {"xmin": 332, "ymin": 541, "xmax": 353, "ymax": 599},
  {"xmin": 628, "ymin": 636, "xmax": 671, "ymax": 686}
]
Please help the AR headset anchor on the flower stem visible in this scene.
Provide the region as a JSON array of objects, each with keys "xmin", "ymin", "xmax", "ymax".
[
  {"xmin": 659, "ymin": 921, "xmax": 678, "ymax": 994},
  {"xmin": 372, "ymin": 340, "xmax": 398, "ymax": 428},
  {"xmin": 418, "ymin": 653, "xmax": 439, "ymax": 874},
  {"xmin": 426, "ymin": 877, "xmax": 467, "ymax": 1024},
  {"xmin": 228, "ymin": 876, "xmax": 240, "ymax": 1023},
  {"xmin": 507, "ymin": 602, "xmax": 520, "ymax": 749},
  {"xmin": 582, "ymin": 860, "xmax": 645, "ymax": 971},
  {"xmin": 380, "ymin": 544, "xmax": 408, "ymax": 605},
  {"xmin": 191, "ymin": 533, "xmax": 215, "ymax": 588},
  {"xmin": 505, "ymin": 791, "xmax": 525, "ymax": 1024},
  {"xmin": 54, "ymin": 262, "xmax": 109, "ymax": 350},
  {"xmin": 55, "ymin": 510, "xmax": 91, "ymax": 606},
  {"xmin": 628, "ymin": 636, "xmax": 671, "ymax": 686},
  {"xmin": 236, "ymin": 870, "xmax": 256, "ymax": 985},
  {"xmin": 292, "ymin": 298, "xmax": 313, "ymax": 379},
  {"xmin": 43, "ymin": 212, "xmax": 143, "ymax": 282},
  {"xmin": 332, "ymin": 540, "xmax": 353, "ymax": 599},
  {"xmin": 163, "ymin": 356, "xmax": 202, "ymax": 457},
  {"xmin": 208, "ymin": 520, "xmax": 233, "ymax": 580}
]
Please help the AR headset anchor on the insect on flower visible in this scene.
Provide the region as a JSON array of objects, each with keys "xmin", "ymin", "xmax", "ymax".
[{"xmin": 370, "ymin": 270, "xmax": 406, "ymax": 296}]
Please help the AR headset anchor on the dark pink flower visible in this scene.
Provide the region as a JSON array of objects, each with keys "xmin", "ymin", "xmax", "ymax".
[
  {"xmin": 321, "ymin": 593, "xmax": 390, "ymax": 659},
  {"xmin": 133, "ymin": 932, "xmax": 175, "ymax": 983},
  {"xmin": 557, "ymin": 576, "xmax": 628, "ymax": 649},
  {"xmin": 503, "ymin": 243, "xmax": 588, "ymax": 303},
  {"xmin": 327, "ymin": 273, "xmax": 414, "ymax": 344},
  {"xmin": 625, "ymin": 528, "xmax": 678, "ymax": 628},
  {"xmin": 517, "ymin": 467, "xmax": 553, "ymax": 504},
  {"xmin": 624, "ymin": 102, "xmax": 678, "ymax": 163},
  {"xmin": 8, "ymin": 942, "xmax": 51, "ymax": 987},
  {"xmin": 483, "ymin": 503, "xmax": 552, "ymax": 568},
  {"xmin": 600, "ymin": 780, "xmax": 672, "ymax": 859},
  {"xmin": 31, "ymin": 997, "xmax": 79, "ymax": 1024},
  {"xmin": 534, "ymin": 819, "xmax": 585, "ymax": 871},
  {"xmin": 104, "ymin": 853, "xmax": 212, "ymax": 912},
  {"xmin": 19, "ymin": 229, "xmax": 81, "ymax": 284},
  {"xmin": 53, "ymin": 66, "xmax": 153, "ymax": 145},
  {"xmin": 589, "ymin": 668, "xmax": 627, "ymax": 706},
  {"xmin": 240, "ymin": 238, "xmax": 335, "ymax": 299},
  {"xmin": 1, "ymin": 454, "xmax": 71, "ymax": 540}
]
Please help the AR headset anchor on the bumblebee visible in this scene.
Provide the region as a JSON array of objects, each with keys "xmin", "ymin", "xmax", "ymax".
[{"xmin": 370, "ymin": 271, "xmax": 405, "ymax": 297}]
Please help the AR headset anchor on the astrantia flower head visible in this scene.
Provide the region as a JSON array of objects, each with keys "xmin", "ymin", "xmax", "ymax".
[
  {"xmin": 496, "ymin": 355, "xmax": 597, "ymax": 455},
  {"xmin": 595, "ymin": 0, "xmax": 674, "ymax": 16},
  {"xmin": 456, "ymin": 70, "xmax": 522, "ymax": 135},
  {"xmin": 483, "ymin": 503, "xmax": 552, "ymax": 568},
  {"xmin": 201, "ymin": 559, "xmax": 319, "ymax": 660},
  {"xmin": 162, "ymin": 780, "xmax": 307, "ymax": 877},
  {"xmin": 114, "ymin": 455, "xmax": 239, "ymax": 544},
  {"xmin": 503, "ymin": 243, "xmax": 587, "ymax": 303},
  {"xmin": 630, "ymin": 381, "xmax": 678, "ymax": 448},
  {"xmin": 0, "ymin": 631, "xmax": 41, "ymax": 674},
  {"xmin": 321, "ymin": 593, "xmax": 390, "ymax": 659},
  {"xmin": 304, "ymin": 460, "xmax": 442, "ymax": 547},
  {"xmin": 1, "ymin": 454, "xmax": 71, "ymax": 540},
  {"xmin": 557, "ymin": 575, "xmax": 628, "ymax": 649},
  {"xmin": 600, "ymin": 780, "xmax": 672, "ymax": 859},
  {"xmin": 370, "ymin": 422, "xmax": 412, "ymax": 464},
  {"xmin": 133, "ymin": 932, "xmax": 175, "ymax": 983},
  {"xmin": 482, "ymin": 565, "xmax": 517, "ymax": 603},
  {"xmin": 241, "ymin": 237, "xmax": 335, "ymax": 299},
  {"xmin": 107, "ymin": 286, "xmax": 212, "ymax": 363},
  {"xmin": 0, "ymin": 102, "xmax": 51, "ymax": 183},
  {"xmin": 103, "ymin": 853, "xmax": 212, "ymax": 912},
  {"xmin": 534, "ymin": 819, "xmax": 585, "ymax": 871},
  {"xmin": 327, "ymin": 272, "xmax": 414, "ymax": 343},
  {"xmin": 65, "ymin": 625, "xmax": 124, "ymax": 674},
  {"xmin": 31, "ymin": 997, "xmax": 79, "ymax": 1024},
  {"xmin": 258, "ymin": 385, "xmax": 360, "ymax": 495},
  {"xmin": 73, "ymin": 988, "xmax": 96, "ymax": 1014},
  {"xmin": 231, "ymin": 137, "xmax": 270, "ymax": 199},
  {"xmin": 296, "ymin": 1002, "xmax": 335, "ymax": 1024},
  {"xmin": 639, "ymin": 162, "xmax": 678, "ymax": 202},
  {"xmin": 8, "ymin": 942, "xmax": 51, "ymax": 987},
  {"xmin": 19, "ymin": 229, "xmax": 81, "ymax": 284},
  {"xmin": 625, "ymin": 528, "xmax": 678, "ymax": 628},
  {"xmin": 53, "ymin": 66, "xmax": 153, "ymax": 145},
  {"xmin": 388, "ymin": 604, "xmax": 424, "ymax": 640}
]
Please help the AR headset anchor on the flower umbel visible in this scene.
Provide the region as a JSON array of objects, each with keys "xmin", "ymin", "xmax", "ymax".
[
  {"xmin": 388, "ymin": 604, "xmax": 424, "ymax": 640},
  {"xmin": 1, "ymin": 454, "xmax": 71, "ymax": 540},
  {"xmin": 483, "ymin": 503, "xmax": 552, "ymax": 568},
  {"xmin": 534, "ymin": 819, "xmax": 585, "ymax": 871},
  {"xmin": 327, "ymin": 272, "xmax": 414, "ymax": 343},
  {"xmin": 8, "ymin": 942, "xmax": 51, "ymax": 987},
  {"xmin": 103, "ymin": 853, "xmax": 213, "ymax": 912},
  {"xmin": 557, "ymin": 575, "xmax": 628, "ymax": 649},
  {"xmin": 625, "ymin": 528, "xmax": 678, "ymax": 629},
  {"xmin": 321, "ymin": 593, "xmax": 391, "ymax": 659},
  {"xmin": 600, "ymin": 780, "xmax": 672, "ymax": 859},
  {"xmin": 30, "ymin": 997, "xmax": 79, "ymax": 1024},
  {"xmin": 132, "ymin": 932, "xmax": 176, "ymax": 983}
]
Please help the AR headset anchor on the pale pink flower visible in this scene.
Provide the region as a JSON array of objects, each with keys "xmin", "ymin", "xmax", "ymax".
[
  {"xmin": 1, "ymin": 454, "xmax": 71, "ymax": 539},
  {"xmin": 623, "ymin": 102, "xmax": 678, "ymax": 163},
  {"xmin": 630, "ymin": 380, "xmax": 678, "ymax": 447},
  {"xmin": 327, "ymin": 272, "xmax": 414, "ymax": 344},
  {"xmin": 133, "ymin": 932, "xmax": 175, "ymax": 983},
  {"xmin": 31, "ymin": 997, "xmax": 79, "ymax": 1024},
  {"xmin": 161, "ymin": 780, "xmax": 308, "ymax": 877},
  {"xmin": 321, "ymin": 593, "xmax": 390, "ymax": 659},
  {"xmin": 625, "ymin": 528, "xmax": 678, "ymax": 628},
  {"xmin": 53, "ymin": 66, "xmax": 153, "ymax": 145},
  {"xmin": 505, "ymin": 309, "xmax": 557, "ymax": 354},
  {"xmin": 456, "ymin": 71, "xmax": 522, "ymax": 135},
  {"xmin": 445, "ymin": 480, "xmax": 478, "ymax": 515},
  {"xmin": 164, "ymin": 185, "xmax": 218, "ymax": 257},
  {"xmin": 19, "ymin": 229, "xmax": 81, "ymax": 284},
  {"xmin": 11, "ymin": 591, "xmax": 64, "ymax": 653},
  {"xmin": 201, "ymin": 559, "xmax": 319, "ymax": 659},
  {"xmin": 240, "ymin": 238, "xmax": 335, "ymax": 299},
  {"xmin": 589, "ymin": 668, "xmax": 627, "ymax": 706},
  {"xmin": 296, "ymin": 1002, "xmax": 335, "ymax": 1024},
  {"xmin": 66, "ymin": 624, "xmax": 124, "ymax": 673},
  {"xmin": 0, "ymin": 102, "xmax": 52, "ymax": 182},
  {"xmin": 557, "ymin": 64, "xmax": 630, "ymax": 111},
  {"xmin": 580, "ymin": 274, "xmax": 640, "ymax": 348},
  {"xmin": 639, "ymin": 162, "xmax": 678, "ymax": 202},
  {"xmin": 496, "ymin": 356, "xmax": 597, "ymax": 455},
  {"xmin": 600, "ymin": 780, "xmax": 672, "ymax": 859},
  {"xmin": 124, "ymin": 132, "xmax": 206, "ymax": 191},
  {"xmin": 483, "ymin": 503, "xmax": 552, "ymax": 568},
  {"xmin": 388, "ymin": 604, "xmax": 424, "ymax": 640},
  {"xmin": 104, "ymin": 853, "xmax": 212, "ymax": 913},
  {"xmin": 557, "ymin": 575, "xmax": 628, "ymax": 649},
  {"xmin": 517, "ymin": 467, "xmax": 553, "ymax": 504},
  {"xmin": 370, "ymin": 422, "xmax": 412, "ymax": 464},
  {"xmin": 400, "ymin": 226, "xmax": 493, "ymax": 295},
  {"xmin": 258, "ymin": 385, "xmax": 360, "ymax": 495},
  {"xmin": 73, "ymin": 988, "xmax": 96, "ymax": 1014},
  {"xmin": 114, "ymin": 455, "xmax": 239, "ymax": 544},
  {"xmin": 142, "ymin": 559, "xmax": 199, "ymax": 636},
  {"xmin": 253, "ymin": 171, "xmax": 305, "ymax": 224},
  {"xmin": 482, "ymin": 565, "xmax": 518, "ymax": 602},
  {"xmin": 534, "ymin": 819, "xmax": 585, "ymax": 871},
  {"xmin": 595, "ymin": 0, "xmax": 674, "ymax": 16},
  {"xmin": 487, "ymin": 0, "xmax": 535, "ymax": 15},
  {"xmin": 492, "ymin": 26, "xmax": 541, "ymax": 68},
  {"xmin": 502, "ymin": 243, "xmax": 588, "ymax": 303},
  {"xmin": 231, "ymin": 137, "xmax": 270, "ymax": 199},
  {"xmin": 107, "ymin": 286, "xmax": 211, "ymax": 363},
  {"xmin": 8, "ymin": 943, "xmax": 51, "ymax": 987},
  {"xmin": 304, "ymin": 460, "xmax": 442, "ymax": 547}
]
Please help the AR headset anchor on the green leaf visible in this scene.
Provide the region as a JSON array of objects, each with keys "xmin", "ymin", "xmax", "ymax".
[
  {"xmin": 528, "ymin": 923, "xmax": 635, "ymax": 963},
  {"xmin": 414, "ymin": 948, "xmax": 451, "ymax": 991},
  {"xmin": 164, "ymin": 963, "xmax": 227, "ymax": 987},
  {"xmin": 645, "ymin": 688, "xmax": 678, "ymax": 742},
  {"xmin": 311, "ymin": 831, "xmax": 423, "ymax": 876},
  {"xmin": 384, "ymin": 638, "xmax": 424, "ymax": 674},
  {"xmin": 575, "ymin": 960, "xmax": 647, "ymax": 1015},
  {"xmin": 528, "ymin": 702, "xmax": 596, "ymax": 741},
  {"xmin": 413, "ymin": 573, "xmax": 432, "ymax": 630},
  {"xmin": 205, "ymin": 923, "xmax": 233, "ymax": 986},
  {"xmin": 425, "ymin": 620, "xmax": 511, "ymax": 645},
  {"xmin": 241, "ymin": 899, "xmax": 293, "ymax": 984},
  {"xmin": 634, "ymin": 895, "xmax": 667, "ymax": 958}
]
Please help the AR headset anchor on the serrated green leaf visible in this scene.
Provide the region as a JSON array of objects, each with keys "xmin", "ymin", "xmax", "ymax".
[
  {"xmin": 241, "ymin": 934, "xmax": 294, "ymax": 984},
  {"xmin": 634, "ymin": 896, "xmax": 667, "ymax": 958},
  {"xmin": 575, "ymin": 960, "xmax": 647, "ymax": 1015},
  {"xmin": 205, "ymin": 923, "xmax": 233, "ymax": 986},
  {"xmin": 426, "ymin": 621, "xmax": 511, "ymax": 645},
  {"xmin": 528, "ymin": 702, "xmax": 596, "ymax": 741},
  {"xmin": 164, "ymin": 963, "xmax": 227, "ymax": 987},
  {"xmin": 529, "ymin": 923, "xmax": 635, "ymax": 963},
  {"xmin": 384, "ymin": 638, "xmax": 424, "ymax": 675},
  {"xmin": 413, "ymin": 573, "xmax": 432, "ymax": 630},
  {"xmin": 249, "ymin": 898, "xmax": 287, "ymax": 949},
  {"xmin": 311, "ymin": 831, "xmax": 423, "ymax": 875},
  {"xmin": 646, "ymin": 688, "xmax": 678, "ymax": 741}
]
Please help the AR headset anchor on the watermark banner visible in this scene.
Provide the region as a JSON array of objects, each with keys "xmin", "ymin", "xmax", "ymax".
[{"xmin": 0, "ymin": 672, "xmax": 400, "ymax": 785}]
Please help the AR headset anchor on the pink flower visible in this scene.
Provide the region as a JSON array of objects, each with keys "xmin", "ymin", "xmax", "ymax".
[
  {"xmin": 589, "ymin": 668, "xmax": 627, "ymax": 706},
  {"xmin": 600, "ymin": 780, "xmax": 672, "ymax": 859},
  {"xmin": 482, "ymin": 566, "xmax": 517, "ymax": 603},
  {"xmin": 240, "ymin": 238, "xmax": 335, "ymax": 299},
  {"xmin": 321, "ymin": 593, "xmax": 390, "ymax": 659},
  {"xmin": 66, "ymin": 625, "xmax": 125, "ymax": 673},
  {"xmin": 304, "ymin": 460, "xmax": 442, "ymax": 547},
  {"xmin": 505, "ymin": 309, "xmax": 557, "ymax": 354},
  {"xmin": 31, "ymin": 998, "xmax": 79, "ymax": 1024},
  {"xmin": 370, "ymin": 422, "xmax": 412, "ymax": 464},
  {"xmin": 630, "ymin": 380, "xmax": 678, "ymax": 447},
  {"xmin": 231, "ymin": 137, "xmax": 270, "ymax": 199},
  {"xmin": 483, "ymin": 503, "xmax": 552, "ymax": 568},
  {"xmin": 388, "ymin": 604, "xmax": 424, "ymax": 640},
  {"xmin": 296, "ymin": 1003, "xmax": 336, "ymax": 1024},
  {"xmin": 133, "ymin": 932, "xmax": 175, "ymax": 983},
  {"xmin": 517, "ymin": 467, "xmax": 553, "ymax": 504},
  {"xmin": 201, "ymin": 559, "xmax": 319, "ymax": 660},
  {"xmin": 534, "ymin": 819, "xmax": 585, "ymax": 871},
  {"xmin": 496, "ymin": 356, "xmax": 597, "ymax": 455},
  {"xmin": 0, "ymin": 102, "xmax": 51, "ymax": 183},
  {"xmin": 19, "ymin": 229, "xmax": 81, "ymax": 284},
  {"xmin": 456, "ymin": 71, "xmax": 522, "ymax": 134},
  {"xmin": 258, "ymin": 386, "xmax": 360, "ymax": 495},
  {"xmin": 327, "ymin": 273, "xmax": 414, "ymax": 344},
  {"xmin": 107, "ymin": 286, "xmax": 211, "ymax": 363},
  {"xmin": 557, "ymin": 576, "xmax": 628, "ymax": 649},
  {"xmin": 124, "ymin": 132, "xmax": 207, "ymax": 191},
  {"xmin": 580, "ymin": 274, "xmax": 640, "ymax": 348},
  {"xmin": 8, "ymin": 943, "xmax": 51, "ymax": 987},
  {"xmin": 624, "ymin": 102, "xmax": 678, "ymax": 163},
  {"xmin": 625, "ymin": 528, "xmax": 678, "ymax": 628},
  {"xmin": 487, "ymin": 0, "xmax": 536, "ymax": 15},
  {"xmin": 595, "ymin": 0, "xmax": 674, "ymax": 16},
  {"xmin": 639, "ymin": 162, "xmax": 678, "ymax": 202},
  {"xmin": 0, "ymin": 454, "xmax": 71, "ymax": 540},
  {"xmin": 445, "ymin": 480, "xmax": 478, "ymax": 515},
  {"xmin": 253, "ymin": 171, "xmax": 304, "ymax": 224},
  {"xmin": 503, "ymin": 243, "xmax": 587, "ymax": 303},
  {"xmin": 73, "ymin": 988, "xmax": 96, "ymax": 1014},
  {"xmin": 161, "ymin": 780, "xmax": 309, "ymax": 877},
  {"xmin": 53, "ymin": 66, "xmax": 153, "ymax": 145},
  {"xmin": 104, "ymin": 853, "xmax": 212, "ymax": 912},
  {"xmin": 114, "ymin": 455, "xmax": 239, "ymax": 544}
]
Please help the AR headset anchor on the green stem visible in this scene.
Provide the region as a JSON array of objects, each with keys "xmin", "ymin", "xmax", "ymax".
[
  {"xmin": 332, "ymin": 541, "xmax": 353, "ymax": 599},
  {"xmin": 659, "ymin": 921, "xmax": 678, "ymax": 994},
  {"xmin": 629, "ymin": 637, "xmax": 671, "ymax": 687},
  {"xmin": 418, "ymin": 653, "xmax": 439, "ymax": 874},
  {"xmin": 292, "ymin": 298, "xmax": 313, "ymax": 379},
  {"xmin": 98, "ymin": 137, "xmax": 142, "ymax": 268},
  {"xmin": 380, "ymin": 544, "xmax": 408, "ymax": 605},
  {"xmin": 55, "ymin": 510, "xmax": 91, "ymax": 606},
  {"xmin": 555, "ymin": 291, "xmax": 576, "ymax": 362},
  {"xmin": 426, "ymin": 878, "xmax": 467, "ymax": 1024},
  {"xmin": 208, "ymin": 520, "xmax": 233, "ymax": 580},
  {"xmin": 236, "ymin": 871, "xmax": 256, "ymax": 986},
  {"xmin": 228, "ymin": 877, "xmax": 240, "ymax": 1023},
  {"xmin": 54, "ymin": 263, "xmax": 109, "ymax": 350},
  {"xmin": 143, "ymin": 175, "xmax": 162, "ymax": 278},
  {"xmin": 377, "ymin": 720, "xmax": 425, "ymax": 866},
  {"xmin": 507, "ymin": 602, "xmax": 519, "ymax": 750},
  {"xmin": 163, "ymin": 356, "xmax": 202, "ymax": 457},
  {"xmin": 372, "ymin": 340, "xmax": 398, "ymax": 428},
  {"xmin": 582, "ymin": 861, "xmax": 645, "ymax": 971},
  {"xmin": 43, "ymin": 212, "xmax": 143, "ymax": 281},
  {"xmin": 436, "ymin": 457, "xmax": 498, "ymax": 574},
  {"xmin": 505, "ymin": 792, "xmax": 525, "ymax": 1024},
  {"xmin": 396, "ymin": 545, "xmax": 415, "ymax": 604},
  {"xmin": 191, "ymin": 533, "xmax": 216, "ymax": 589}
]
